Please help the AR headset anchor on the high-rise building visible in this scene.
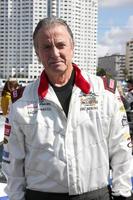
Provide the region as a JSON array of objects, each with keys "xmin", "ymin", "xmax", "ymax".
[
  {"xmin": 98, "ymin": 54, "xmax": 126, "ymax": 81},
  {"xmin": 0, "ymin": 0, "xmax": 98, "ymax": 81},
  {"xmin": 126, "ymin": 39, "xmax": 133, "ymax": 79}
]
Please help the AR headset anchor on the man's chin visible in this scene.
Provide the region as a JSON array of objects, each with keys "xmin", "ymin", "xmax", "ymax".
[{"xmin": 50, "ymin": 63, "xmax": 66, "ymax": 71}]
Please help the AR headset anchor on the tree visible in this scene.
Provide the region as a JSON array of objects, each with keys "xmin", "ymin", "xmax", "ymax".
[
  {"xmin": 123, "ymin": 68, "xmax": 128, "ymax": 80},
  {"xmin": 96, "ymin": 67, "xmax": 106, "ymax": 76},
  {"xmin": 96, "ymin": 67, "xmax": 113, "ymax": 79}
]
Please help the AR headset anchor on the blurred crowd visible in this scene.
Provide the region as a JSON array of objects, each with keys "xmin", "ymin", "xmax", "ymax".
[
  {"xmin": 118, "ymin": 79, "xmax": 133, "ymax": 156},
  {"xmin": 118, "ymin": 79, "xmax": 133, "ymax": 111}
]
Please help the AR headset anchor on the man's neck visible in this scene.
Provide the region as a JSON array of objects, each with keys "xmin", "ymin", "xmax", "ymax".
[{"xmin": 46, "ymin": 66, "xmax": 73, "ymax": 87}]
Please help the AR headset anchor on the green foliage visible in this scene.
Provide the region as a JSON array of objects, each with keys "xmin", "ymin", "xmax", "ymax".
[
  {"xmin": 96, "ymin": 67, "xmax": 113, "ymax": 79},
  {"xmin": 96, "ymin": 67, "xmax": 106, "ymax": 76}
]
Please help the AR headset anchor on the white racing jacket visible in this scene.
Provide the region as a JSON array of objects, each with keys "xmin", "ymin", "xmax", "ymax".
[{"xmin": 2, "ymin": 64, "xmax": 132, "ymax": 200}]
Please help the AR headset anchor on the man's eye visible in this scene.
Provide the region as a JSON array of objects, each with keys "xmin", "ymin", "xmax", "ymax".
[
  {"xmin": 44, "ymin": 45, "xmax": 50, "ymax": 49},
  {"xmin": 57, "ymin": 43, "xmax": 65, "ymax": 48}
]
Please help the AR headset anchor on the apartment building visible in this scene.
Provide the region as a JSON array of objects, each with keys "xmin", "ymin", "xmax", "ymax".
[
  {"xmin": 98, "ymin": 54, "xmax": 126, "ymax": 81},
  {"xmin": 0, "ymin": 0, "xmax": 98, "ymax": 80},
  {"xmin": 126, "ymin": 39, "xmax": 133, "ymax": 79}
]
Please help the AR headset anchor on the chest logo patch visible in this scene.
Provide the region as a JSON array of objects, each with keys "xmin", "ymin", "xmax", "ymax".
[{"xmin": 80, "ymin": 92, "xmax": 98, "ymax": 110}]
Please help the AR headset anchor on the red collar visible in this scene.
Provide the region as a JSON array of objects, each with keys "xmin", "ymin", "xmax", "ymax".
[{"xmin": 38, "ymin": 63, "xmax": 91, "ymax": 99}]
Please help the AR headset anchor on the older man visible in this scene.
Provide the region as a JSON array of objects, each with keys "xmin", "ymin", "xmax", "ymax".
[{"xmin": 2, "ymin": 17, "xmax": 132, "ymax": 200}]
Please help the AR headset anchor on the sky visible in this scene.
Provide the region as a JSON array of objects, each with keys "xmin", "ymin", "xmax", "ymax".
[{"xmin": 97, "ymin": 0, "xmax": 133, "ymax": 57}]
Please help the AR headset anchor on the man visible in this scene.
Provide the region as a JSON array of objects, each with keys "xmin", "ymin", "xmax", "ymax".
[{"xmin": 2, "ymin": 17, "xmax": 132, "ymax": 200}]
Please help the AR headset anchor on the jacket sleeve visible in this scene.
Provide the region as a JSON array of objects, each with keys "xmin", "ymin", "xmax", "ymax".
[
  {"xmin": 2, "ymin": 103, "xmax": 26, "ymax": 200},
  {"xmin": 108, "ymin": 88, "xmax": 133, "ymax": 197}
]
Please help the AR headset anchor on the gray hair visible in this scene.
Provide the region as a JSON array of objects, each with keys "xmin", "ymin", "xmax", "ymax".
[{"xmin": 33, "ymin": 17, "xmax": 74, "ymax": 50}]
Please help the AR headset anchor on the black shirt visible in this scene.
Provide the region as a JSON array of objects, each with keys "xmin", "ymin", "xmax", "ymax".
[{"xmin": 51, "ymin": 70, "xmax": 75, "ymax": 117}]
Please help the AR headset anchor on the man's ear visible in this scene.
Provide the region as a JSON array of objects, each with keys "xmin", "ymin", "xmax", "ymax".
[
  {"xmin": 35, "ymin": 49, "xmax": 39, "ymax": 57},
  {"xmin": 35, "ymin": 50, "xmax": 41, "ymax": 63}
]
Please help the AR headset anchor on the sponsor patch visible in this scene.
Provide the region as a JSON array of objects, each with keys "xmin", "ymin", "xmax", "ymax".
[
  {"xmin": 39, "ymin": 100, "xmax": 52, "ymax": 111},
  {"xmin": 40, "ymin": 107, "xmax": 51, "ymax": 111},
  {"xmin": 109, "ymin": 79, "xmax": 115, "ymax": 89},
  {"xmin": 121, "ymin": 115, "xmax": 128, "ymax": 127},
  {"xmin": 102, "ymin": 76, "xmax": 117, "ymax": 93},
  {"xmin": 27, "ymin": 103, "xmax": 38, "ymax": 115},
  {"xmin": 27, "ymin": 102, "xmax": 52, "ymax": 114},
  {"xmin": 4, "ymin": 124, "xmax": 11, "ymax": 136},
  {"xmin": 39, "ymin": 100, "xmax": 51, "ymax": 106},
  {"xmin": 80, "ymin": 92, "xmax": 98, "ymax": 110}
]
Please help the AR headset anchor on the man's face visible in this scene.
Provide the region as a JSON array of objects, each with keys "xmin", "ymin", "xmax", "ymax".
[{"xmin": 35, "ymin": 24, "xmax": 74, "ymax": 77}]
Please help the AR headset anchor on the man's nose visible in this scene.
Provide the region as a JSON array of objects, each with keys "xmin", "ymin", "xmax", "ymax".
[{"xmin": 51, "ymin": 46, "xmax": 59, "ymax": 57}]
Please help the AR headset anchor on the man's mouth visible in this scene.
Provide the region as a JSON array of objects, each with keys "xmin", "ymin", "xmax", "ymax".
[{"xmin": 49, "ymin": 60, "xmax": 63, "ymax": 65}]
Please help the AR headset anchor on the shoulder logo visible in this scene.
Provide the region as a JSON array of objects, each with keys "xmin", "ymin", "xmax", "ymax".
[{"xmin": 101, "ymin": 76, "xmax": 117, "ymax": 93}]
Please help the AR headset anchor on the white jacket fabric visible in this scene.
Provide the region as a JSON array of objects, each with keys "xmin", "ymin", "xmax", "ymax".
[{"xmin": 2, "ymin": 64, "xmax": 132, "ymax": 200}]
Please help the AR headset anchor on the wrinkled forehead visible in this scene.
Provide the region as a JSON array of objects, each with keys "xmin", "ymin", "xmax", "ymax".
[
  {"xmin": 34, "ymin": 24, "xmax": 74, "ymax": 48},
  {"xmin": 38, "ymin": 23, "xmax": 70, "ymax": 37}
]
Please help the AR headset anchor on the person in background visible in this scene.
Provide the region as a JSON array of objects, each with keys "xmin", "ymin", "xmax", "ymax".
[
  {"xmin": 0, "ymin": 79, "xmax": 20, "ymax": 183},
  {"xmin": 0, "ymin": 79, "xmax": 19, "ymax": 116},
  {"xmin": 126, "ymin": 79, "xmax": 133, "ymax": 111},
  {"xmin": 2, "ymin": 17, "xmax": 132, "ymax": 200},
  {"xmin": 117, "ymin": 82, "xmax": 130, "ymax": 110},
  {"xmin": 125, "ymin": 80, "xmax": 133, "ymax": 156}
]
